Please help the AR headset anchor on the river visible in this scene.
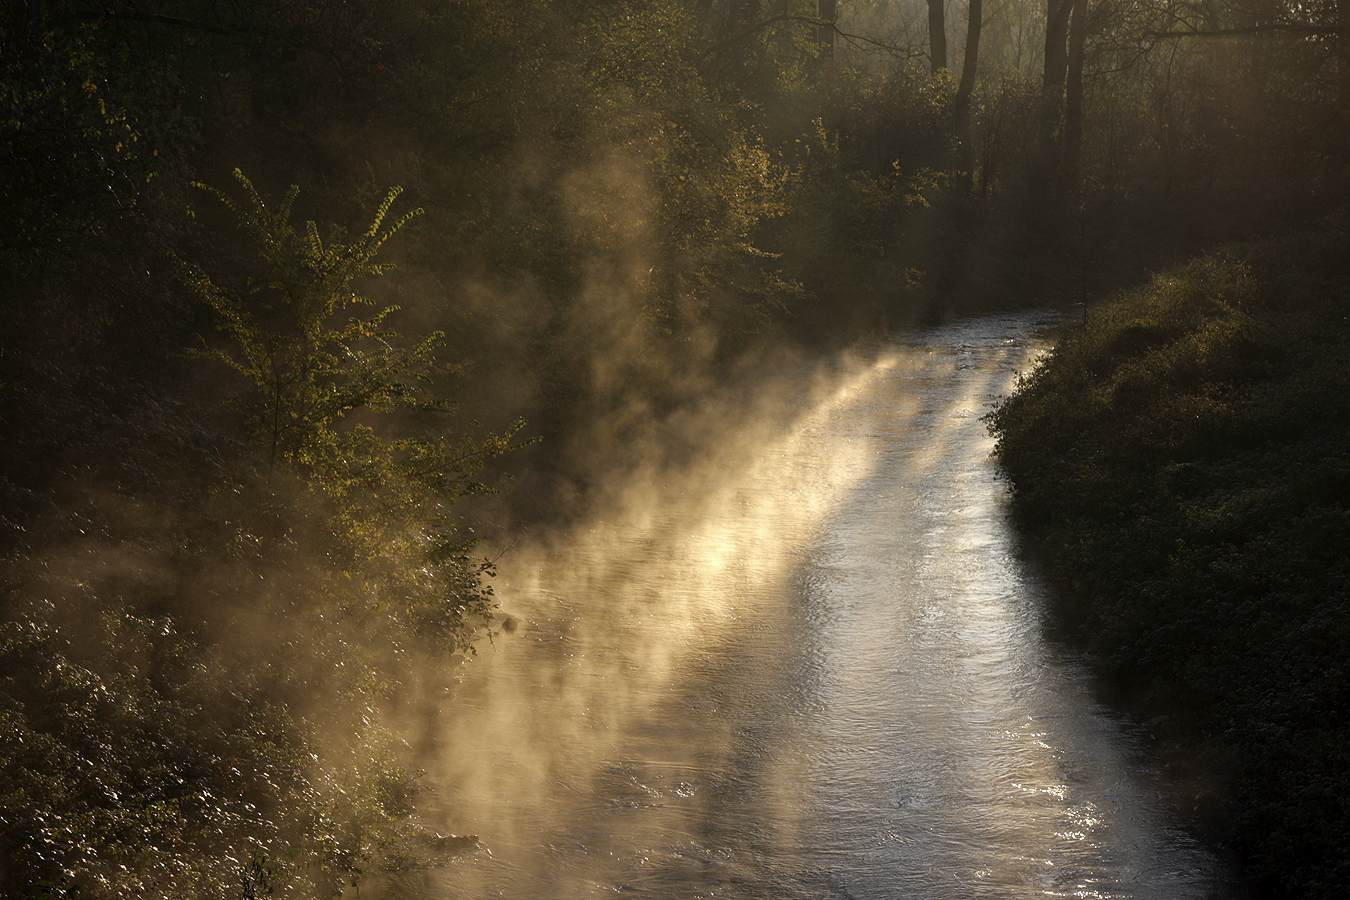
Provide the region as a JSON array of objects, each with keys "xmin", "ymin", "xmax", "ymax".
[{"xmin": 390, "ymin": 311, "xmax": 1243, "ymax": 900}]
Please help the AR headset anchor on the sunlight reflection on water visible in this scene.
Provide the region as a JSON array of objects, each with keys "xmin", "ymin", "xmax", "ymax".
[{"xmin": 385, "ymin": 312, "xmax": 1244, "ymax": 900}]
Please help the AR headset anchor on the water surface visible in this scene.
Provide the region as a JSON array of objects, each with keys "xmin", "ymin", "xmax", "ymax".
[{"xmin": 401, "ymin": 312, "xmax": 1241, "ymax": 900}]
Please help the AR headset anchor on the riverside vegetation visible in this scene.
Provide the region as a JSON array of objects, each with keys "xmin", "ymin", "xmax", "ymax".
[
  {"xmin": 4, "ymin": 0, "xmax": 1350, "ymax": 897},
  {"xmin": 986, "ymin": 229, "xmax": 1350, "ymax": 900}
]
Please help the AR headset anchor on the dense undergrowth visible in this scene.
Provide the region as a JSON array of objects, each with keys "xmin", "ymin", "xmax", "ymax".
[
  {"xmin": 987, "ymin": 228, "xmax": 1350, "ymax": 899},
  {"xmin": 0, "ymin": 177, "xmax": 521, "ymax": 898}
]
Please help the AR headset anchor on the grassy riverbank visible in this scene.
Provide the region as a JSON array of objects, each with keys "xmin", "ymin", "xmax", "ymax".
[{"xmin": 986, "ymin": 228, "xmax": 1350, "ymax": 899}]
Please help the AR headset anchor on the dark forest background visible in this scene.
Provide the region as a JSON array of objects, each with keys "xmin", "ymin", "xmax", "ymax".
[{"xmin": 3, "ymin": 1, "xmax": 1348, "ymax": 897}]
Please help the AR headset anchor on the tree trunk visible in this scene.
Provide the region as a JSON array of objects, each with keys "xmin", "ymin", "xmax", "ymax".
[
  {"xmin": 952, "ymin": 0, "xmax": 984, "ymax": 192},
  {"xmin": 928, "ymin": 0, "xmax": 947, "ymax": 73},
  {"xmin": 1063, "ymin": 0, "xmax": 1089, "ymax": 185},
  {"xmin": 1041, "ymin": 0, "xmax": 1073, "ymax": 168},
  {"xmin": 817, "ymin": 0, "xmax": 837, "ymax": 56}
]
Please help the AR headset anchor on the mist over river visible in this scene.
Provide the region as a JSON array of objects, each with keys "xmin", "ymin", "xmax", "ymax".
[{"xmin": 385, "ymin": 312, "xmax": 1244, "ymax": 900}]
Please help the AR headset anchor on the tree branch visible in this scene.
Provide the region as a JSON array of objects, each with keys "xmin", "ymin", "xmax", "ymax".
[{"xmin": 1144, "ymin": 22, "xmax": 1340, "ymax": 38}]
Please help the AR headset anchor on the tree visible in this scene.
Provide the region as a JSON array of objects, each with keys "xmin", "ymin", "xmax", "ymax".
[
  {"xmin": 1140, "ymin": 0, "xmax": 1350, "ymax": 185},
  {"xmin": 818, "ymin": 0, "xmax": 839, "ymax": 57},
  {"xmin": 929, "ymin": 0, "xmax": 949, "ymax": 71},
  {"xmin": 178, "ymin": 170, "xmax": 526, "ymax": 646},
  {"xmin": 952, "ymin": 0, "xmax": 986, "ymax": 190},
  {"xmin": 1063, "ymin": 0, "xmax": 1090, "ymax": 181},
  {"xmin": 1042, "ymin": 0, "xmax": 1074, "ymax": 159}
]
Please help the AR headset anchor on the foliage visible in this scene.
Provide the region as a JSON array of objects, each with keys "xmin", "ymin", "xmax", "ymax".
[
  {"xmin": 0, "ymin": 170, "xmax": 518, "ymax": 897},
  {"xmin": 988, "ymin": 230, "xmax": 1350, "ymax": 899},
  {"xmin": 549, "ymin": 0, "xmax": 803, "ymax": 342},
  {"xmin": 758, "ymin": 118, "xmax": 939, "ymax": 329},
  {"xmin": 0, "ymin": 5, "xmax": 185, "ymax": 271},
  {"xmin": 180, "ymin": 171, "xmax": 431, "ymax": 472},
  {"xmin": 179, "ymin": 170, "xmax": 527, "ymax": 646},
  {"xmin": 0, "ymin": 605, "xmax": 439, "ymax": 899}
]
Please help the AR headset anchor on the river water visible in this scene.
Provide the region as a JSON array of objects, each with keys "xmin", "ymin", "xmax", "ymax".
[{"xmin": 397, "ymin": 312, "xmax": 1242, "ymax": 900}]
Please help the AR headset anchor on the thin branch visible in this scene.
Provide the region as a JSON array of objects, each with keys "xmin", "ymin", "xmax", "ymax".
[{"xmin": 1144, "ymin": 23, "xmax": 1340, "ymax": 38}]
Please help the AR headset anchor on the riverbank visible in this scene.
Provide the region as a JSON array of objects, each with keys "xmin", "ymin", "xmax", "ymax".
[{"xmin": 986, "ymin": 227, "xmax": 1350, "ymax": 899}]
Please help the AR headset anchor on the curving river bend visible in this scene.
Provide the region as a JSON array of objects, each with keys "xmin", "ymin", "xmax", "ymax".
[{"xmin": 395, "ymin": 312, "xmax": 1243, "ymax": 900}]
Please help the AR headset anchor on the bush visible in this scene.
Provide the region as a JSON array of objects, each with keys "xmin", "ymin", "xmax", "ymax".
[
  {"xmin": 988, "ymin": 230, "xmax": 1350, "ymax": 899},
  {"xmin": 0, "ymin": 178, "xmax": 515, "ymax": 898}
]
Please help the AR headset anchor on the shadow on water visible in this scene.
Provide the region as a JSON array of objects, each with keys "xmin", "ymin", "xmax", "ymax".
[{"xmin": 374, "ymin": 311, "xmax": 1248, "ymax": 900}]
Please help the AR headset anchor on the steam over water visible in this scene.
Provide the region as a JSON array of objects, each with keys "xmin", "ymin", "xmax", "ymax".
[{"xmin": 400, "ymin": 313, "xmax": 1242, "ymax": 899}]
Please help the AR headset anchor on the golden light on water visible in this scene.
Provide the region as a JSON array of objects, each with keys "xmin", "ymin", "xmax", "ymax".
[
  {"xmin": 390, "ymin": 314, "xmax": 1240, "ymax": 900},
  {"xmin": 434, "ymin": 347, "xmax": 900, "ymax": 827}
]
